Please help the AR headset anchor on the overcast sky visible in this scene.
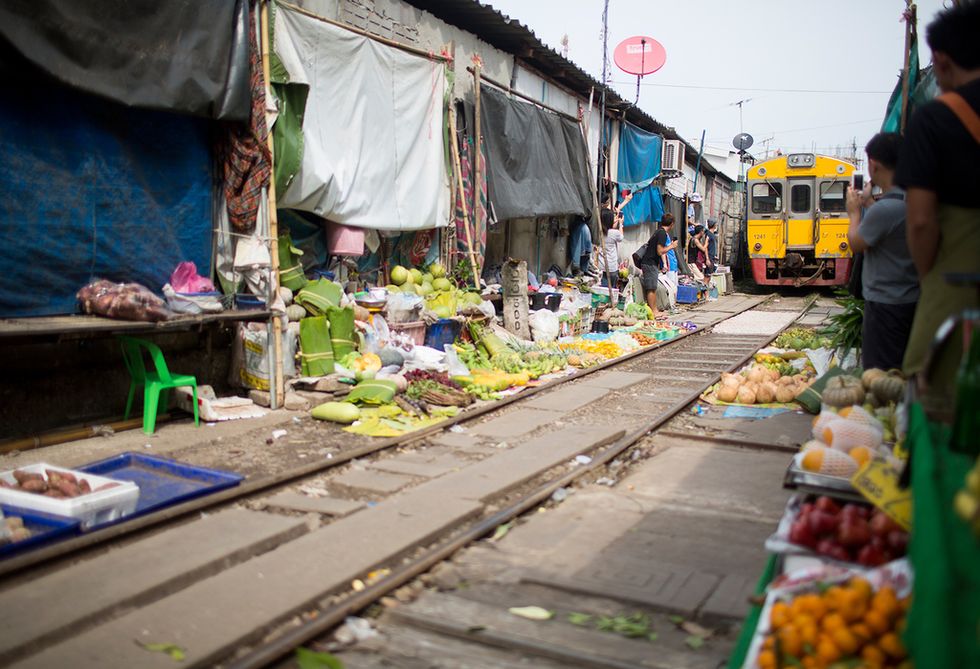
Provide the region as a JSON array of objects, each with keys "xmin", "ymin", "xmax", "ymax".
[{"xmin": 485, "ymin": 0, "xmax": 946, "ymax": 170}]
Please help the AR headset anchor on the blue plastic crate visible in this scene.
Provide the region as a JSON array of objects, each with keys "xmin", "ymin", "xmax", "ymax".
[
  {"xmin": 0, "ymin": 503, "xmax": 80, "ymax": 558},
  {"xmin": 424, "ymin": 319, "xmax": 463, "ymax": 350},
  {"xmin": 676, "ymin": 284, "xmax": 699, "ymax": 304},
  {"xmin": 79, "ymin": 453, "xmax": 244, "ymax": 519}
]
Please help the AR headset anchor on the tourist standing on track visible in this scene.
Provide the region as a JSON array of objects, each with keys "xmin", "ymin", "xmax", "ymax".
[
  {"xmin": 655, "ymin": 213, "xmax": 679, "ymax": 307},
  {"xmin": 895, "ymin": 1, "xmax": 980, "ymax": 407},
  {"xmin": 600, "ymin": 207, "xmax": 623, "ymax": 287},
  {"xmin": 846, "ymin": 132, "xmax": 919, "ymax": 371}
]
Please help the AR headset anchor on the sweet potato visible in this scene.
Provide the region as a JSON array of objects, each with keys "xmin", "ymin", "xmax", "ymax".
[
  {"xmin": 12, "ymin": 470, "xmax": 43, "ymax": 485},
  {"xmin": 43, "ymin": 489, "xmax": 66, "ymax": 498},
  {"xmin": 46, "ymin": 469, "xmax": 77, "ymax": 485},
  {"xmin": 78, "ymin": 479, "xmax": 92, "ymax": 494},
  {"xmin": 52, "ymin": 478, "xmax": 81, "ymax": 498},
  {"xmin": 20, "ymin": 479, "xmax": 49, "ymax": 493},
  {"xmin": 95, "ymin": 482, "xmax": 120, "ymax": 492}
]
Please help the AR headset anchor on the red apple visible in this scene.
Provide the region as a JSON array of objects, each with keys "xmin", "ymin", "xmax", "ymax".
[
  {"xmin": 840, "ymin": 504, "xmax": 869, "ymax": 521},
  {"xmin": 790, "ymin": 518, "xmax": 818, "ymax": 549},
  {"xmin": 800, "ymin": 502, "xmax": 815, "ymax": 516},
  {"xmin": 815, "ymin": 496, "xmax": 841, "ymax": 515},
  {"xmin": 817, "ymin": 538, "xmax": 851, "ymax": 562},
  {"xmin": 870, "ymin": 512, "xmax": 901, "ymax": 537},
  {"xmin": 837, "ymin": 518, "xmax": 872, "ymax": 548},
  {"xmin": 886, "ymin": 530, "xmax": 909, "ymax": 555},
  {"xmin": 807, "ymin": 510, "xmax": 839, "ymax": 537},
  {"xmin": 857, "ymin": 544, "xmax": 889, "ymax": 567}
]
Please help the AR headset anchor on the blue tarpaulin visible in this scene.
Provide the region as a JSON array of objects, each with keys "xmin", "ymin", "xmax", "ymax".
[
  {"xmin": 0, "ymin": 79, "xmax": 213, "ymax": 317},
  {"xmin": 617, "ymin": 122, "xmax": 665, "ymax": 227}
]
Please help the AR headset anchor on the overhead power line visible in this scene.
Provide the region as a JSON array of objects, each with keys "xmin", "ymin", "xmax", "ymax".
[{"xmin": 609, "ymin": 80, "xmax": 891, "ymax": 95}]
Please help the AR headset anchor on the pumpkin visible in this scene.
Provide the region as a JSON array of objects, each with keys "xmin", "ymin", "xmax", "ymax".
[
  {"xmin": 861, "ymin": 367, "xmax": 887, "ymax": 391},
  {"xmin": 870, "ymin": 372, "xmax": 904, "ymax": 403},
  {"xmin": 822, "ymin": 375, "xmax": 866, "ymax": 408}
]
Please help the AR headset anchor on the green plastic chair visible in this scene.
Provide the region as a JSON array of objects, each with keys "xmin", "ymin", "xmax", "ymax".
[{"xmin": 120, "ymin": 336, "xmax": 199, "ymax": 434}]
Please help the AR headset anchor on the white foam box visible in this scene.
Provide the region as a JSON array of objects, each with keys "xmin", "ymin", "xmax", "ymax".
[{"xmin": 0, "ymin": 463, "xmax": 139, "ymax": 530}]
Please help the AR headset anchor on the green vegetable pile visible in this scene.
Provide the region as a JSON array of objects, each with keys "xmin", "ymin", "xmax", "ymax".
[
  {"xmin": 773, "ymin": 327, "xmax": 832, "ymax": 350},
  {"xmin": 820, "ymin": 291, "xmax": 864, "ymax": 360}
]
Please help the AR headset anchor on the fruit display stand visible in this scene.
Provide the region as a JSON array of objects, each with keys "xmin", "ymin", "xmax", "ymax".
[{"xmin": 904, "ymin": 402, "xmax": 980, "ymax": 669}]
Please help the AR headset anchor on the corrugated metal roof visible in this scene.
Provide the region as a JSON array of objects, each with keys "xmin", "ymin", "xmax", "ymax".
[{"xmin": 403, "ymin": 0, "xmax": 725, "ymax": 181}]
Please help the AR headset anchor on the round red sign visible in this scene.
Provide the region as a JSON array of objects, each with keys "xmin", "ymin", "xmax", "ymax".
[{"xmin": 613, "ymin": 36, "xmax": 666, "ymax": 76}]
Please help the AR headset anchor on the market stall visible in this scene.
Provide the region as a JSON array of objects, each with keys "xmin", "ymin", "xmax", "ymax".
[{"xmin": 725, "ymin": 318, "xmax": 980, "ymax": 668}]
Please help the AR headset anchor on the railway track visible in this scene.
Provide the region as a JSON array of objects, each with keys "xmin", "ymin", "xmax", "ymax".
[{"xmin": 0, "ymin": 298, "xmax": 803, "ymax": 668}]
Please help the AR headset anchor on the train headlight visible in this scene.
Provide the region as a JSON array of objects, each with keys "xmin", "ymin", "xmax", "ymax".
[
  {"xmin": 839, "ymin": 242, "xmax": 848, "ymax": 251},
  {"xmin": 753, "ymin": 243, "xmax": 763, "ymax": 251}
]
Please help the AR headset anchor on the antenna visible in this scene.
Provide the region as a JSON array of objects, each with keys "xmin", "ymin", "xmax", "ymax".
[{"xmin": 730, "ymin": 98, "xmax": 753, "ymax": 135}]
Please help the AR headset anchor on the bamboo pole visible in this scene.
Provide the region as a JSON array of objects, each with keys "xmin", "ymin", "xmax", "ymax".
[
  {"xmin": 471, "ymin": 64, "xmax": 483, "ymax": 284},
  {"xmin": 899, "ymin": 2, "xmax": 916, "ymax": 134},
  {"xmin": 448, "ymin": 109, "xmax": 481, "ymax": 290},
  {"xmin": 0, "ymin": 415, "xmax": 172, "ymax": 455},
  {"xmin": 261, "ymin": 0, "xmax": 285, "ymax": 408}
]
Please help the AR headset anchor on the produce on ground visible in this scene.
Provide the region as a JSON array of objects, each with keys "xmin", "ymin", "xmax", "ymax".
[
  {"xmin": 953, "ymin": 453, "xmax": 980, "ymax": 537},
  {"xmin": 310, "ymin": 402, "xmax": 361, "ymax": 424},
  {"xmin": 0, "ymin": 469, "xmax": 116, "ymax": 499},
  {"xmin": 559, "ymin": 339, "xmax": 624, "ymax": 360},
  {"xmin": 821, "ymin": 375, "xmax": 866, "ymax": 409},
  {"xmin": 564, "ymin": 352, "xmax": 606, "ymax": 368},
  {"xmin": 714, "ymin": 364, "xmax": 812, "ymax": 405},
  {"xmin": 773, "ymin": 327, "xmax": 832, "ymax": 350},
  {"xmin": 1, "ymin": 515, "xmax": 32, "ymax": 544},
  {"xmin": 759, "ymin": 577, "xmax": 910, "ymax": 668},
  {"xmin": 785, "ymin": 495, "xmax": 909, "ymax": 566},
  {"xmin": 406, "ymin": 378, "xmax": 473, "ymax": 407},
  {"xmin": 599, "ymin": 308, "xmax": 638, "ymax": 327}
]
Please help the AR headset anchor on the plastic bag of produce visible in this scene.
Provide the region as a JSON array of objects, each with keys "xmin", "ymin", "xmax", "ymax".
[
  {"xmin": 76, "ymin": 279, "xmax": 173, "ymax": 322},
  {"xmin": 529, "ymin": 309, "xmax": 559, "ymax": 343}
]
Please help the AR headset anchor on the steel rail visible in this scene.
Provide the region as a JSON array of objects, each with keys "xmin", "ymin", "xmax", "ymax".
[{"xmin": 227, "ymin": 328, "xmax": 785, "ymax": 669}]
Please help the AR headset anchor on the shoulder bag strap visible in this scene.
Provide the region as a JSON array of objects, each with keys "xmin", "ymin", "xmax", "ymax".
[{"xmin": 938, "ymin": 92, "xmax": 980, "ymax": 144}]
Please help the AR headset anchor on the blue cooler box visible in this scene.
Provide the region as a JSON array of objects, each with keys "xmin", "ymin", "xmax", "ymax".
[{"xmin": 676, "ymin": 284, "xmax": 699, "ymax": 304}]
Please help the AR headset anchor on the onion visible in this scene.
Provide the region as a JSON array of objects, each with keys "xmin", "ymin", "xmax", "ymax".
[
  {"xmin": 756, "ymin": 381, "xmax": 777, "ymax": 404},
  {"xmin": 720, "ymin": 373, "xmax": 741, "ymax": 388},
  {"xmin": 737, "ymin": 385, "xmax": 757, "ymax": 404},
  {"xmin": 776, "ymin": 385, "xmax": 797, "ymax": 403},
  {"xmin": 717, "ymin": 385, "xmax": 739, "ymax": 402},
  {"xmin": 747, "ymin": 366, "xmax": 767, "ymax": 384}
]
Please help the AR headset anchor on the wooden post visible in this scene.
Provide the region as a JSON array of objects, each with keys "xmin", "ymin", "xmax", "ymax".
[
  {"xmin": 260, "ymin": 0, "xmax": 285, "ymax": 408},
  {"xmin": 448, "ymin": 109, "xmax": 481, "ymax": 290},
  {"xmin": 899, "ymin": 2, "xmax": 916, "ymax": 134},
  {"xmin": 471, "ymin": 64, "xmax": 483, "ymax": 283}
]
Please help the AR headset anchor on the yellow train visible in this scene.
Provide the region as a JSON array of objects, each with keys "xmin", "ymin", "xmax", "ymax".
[{"xmin": 746, "ymin": 153, "xmax": 856, "ymax": 287}]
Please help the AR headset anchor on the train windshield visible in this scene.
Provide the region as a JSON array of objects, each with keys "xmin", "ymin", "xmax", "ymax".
[
  {"xmin": 751, "ymin": 182, "xmax": 782, "ymax": 214},
  {"xmin": 819, "ymin": 181, "xmax": 847, "ymax": 213}
]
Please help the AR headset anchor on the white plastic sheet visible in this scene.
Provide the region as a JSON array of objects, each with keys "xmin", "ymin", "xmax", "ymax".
[{"xmin": 274, "ymin": 5, "xmax": 450, "ymax": 231}]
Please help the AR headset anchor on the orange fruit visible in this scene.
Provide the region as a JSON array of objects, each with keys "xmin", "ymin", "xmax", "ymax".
[
  {"xmin": 849, "ymin": 446, "xmax": 873, "ymax": 467},
  {"xmin": 802, "ymin": 448, "xmax": 825, "ymax": 472},
  {"xmin": 799, "ymin": 621, "xmax": 819, "ymax": 647},
  {"xmin": 830, "ymin": 627, "xmax": 859, "ymax": 655},
  {"xmin": 778, "ymin": 625, "xmax": 804, "ymax": 658},
  {"xmin": 849, "ymin": 577, "xmax": 873, "ymax": 602},
  {"xmin": 821, "ymin": 612, "xmax": 846, "ymax": 633},
  {"xmin": 861, "ymin": 643, "xmax": 887, "ymax": 665},
  {"xmin": 758, "ymin": 649, "xmax": 777, "ymax": 669},
  {"xmin": 763, "ymin": 634, "xmax": 775, "ymax": 650},
  {"xmin": 838, "ymin": 406, "xmax": 854, "ymax": 418},
  {"xmin": 823, "ymin": 585, "xmax": 846, "ymax": 611},
  {"xmin": 864, "ymin": 609, "xmax": 890, "ymax": 635},
  {"xmin": 770, "ymin": 600, "xmax": 791, "ymax": 628},
  {"xmin": 823, "ymin": 427, "xmax": 835, "ymax": 445},
  {"xmin": 871, "ymin": 587, "xmax": 900, "ymax": 620},
  {"xmin": 879, "ymin": 631, "xmax": 907, "ymax": 659},
  {"xmin": 816, "ymin": 634, "xmax": 842, "ymax": 663},
  {"xmin": 839, "ymin": 589, "xmax": 869, "ymax": 623},
  {"xmin": 851, "ymin": 622, "xmax": 874, "ymax": 644}
]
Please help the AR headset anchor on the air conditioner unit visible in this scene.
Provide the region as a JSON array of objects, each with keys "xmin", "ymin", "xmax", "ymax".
[{"xmin": 662, "ymin": 140, "xmax": 685, "ymax": 175}]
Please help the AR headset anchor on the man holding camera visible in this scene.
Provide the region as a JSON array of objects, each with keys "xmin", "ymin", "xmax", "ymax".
[{"xmin": 846, "ymin": 132, "xmax": 919, "ymax": 371}]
